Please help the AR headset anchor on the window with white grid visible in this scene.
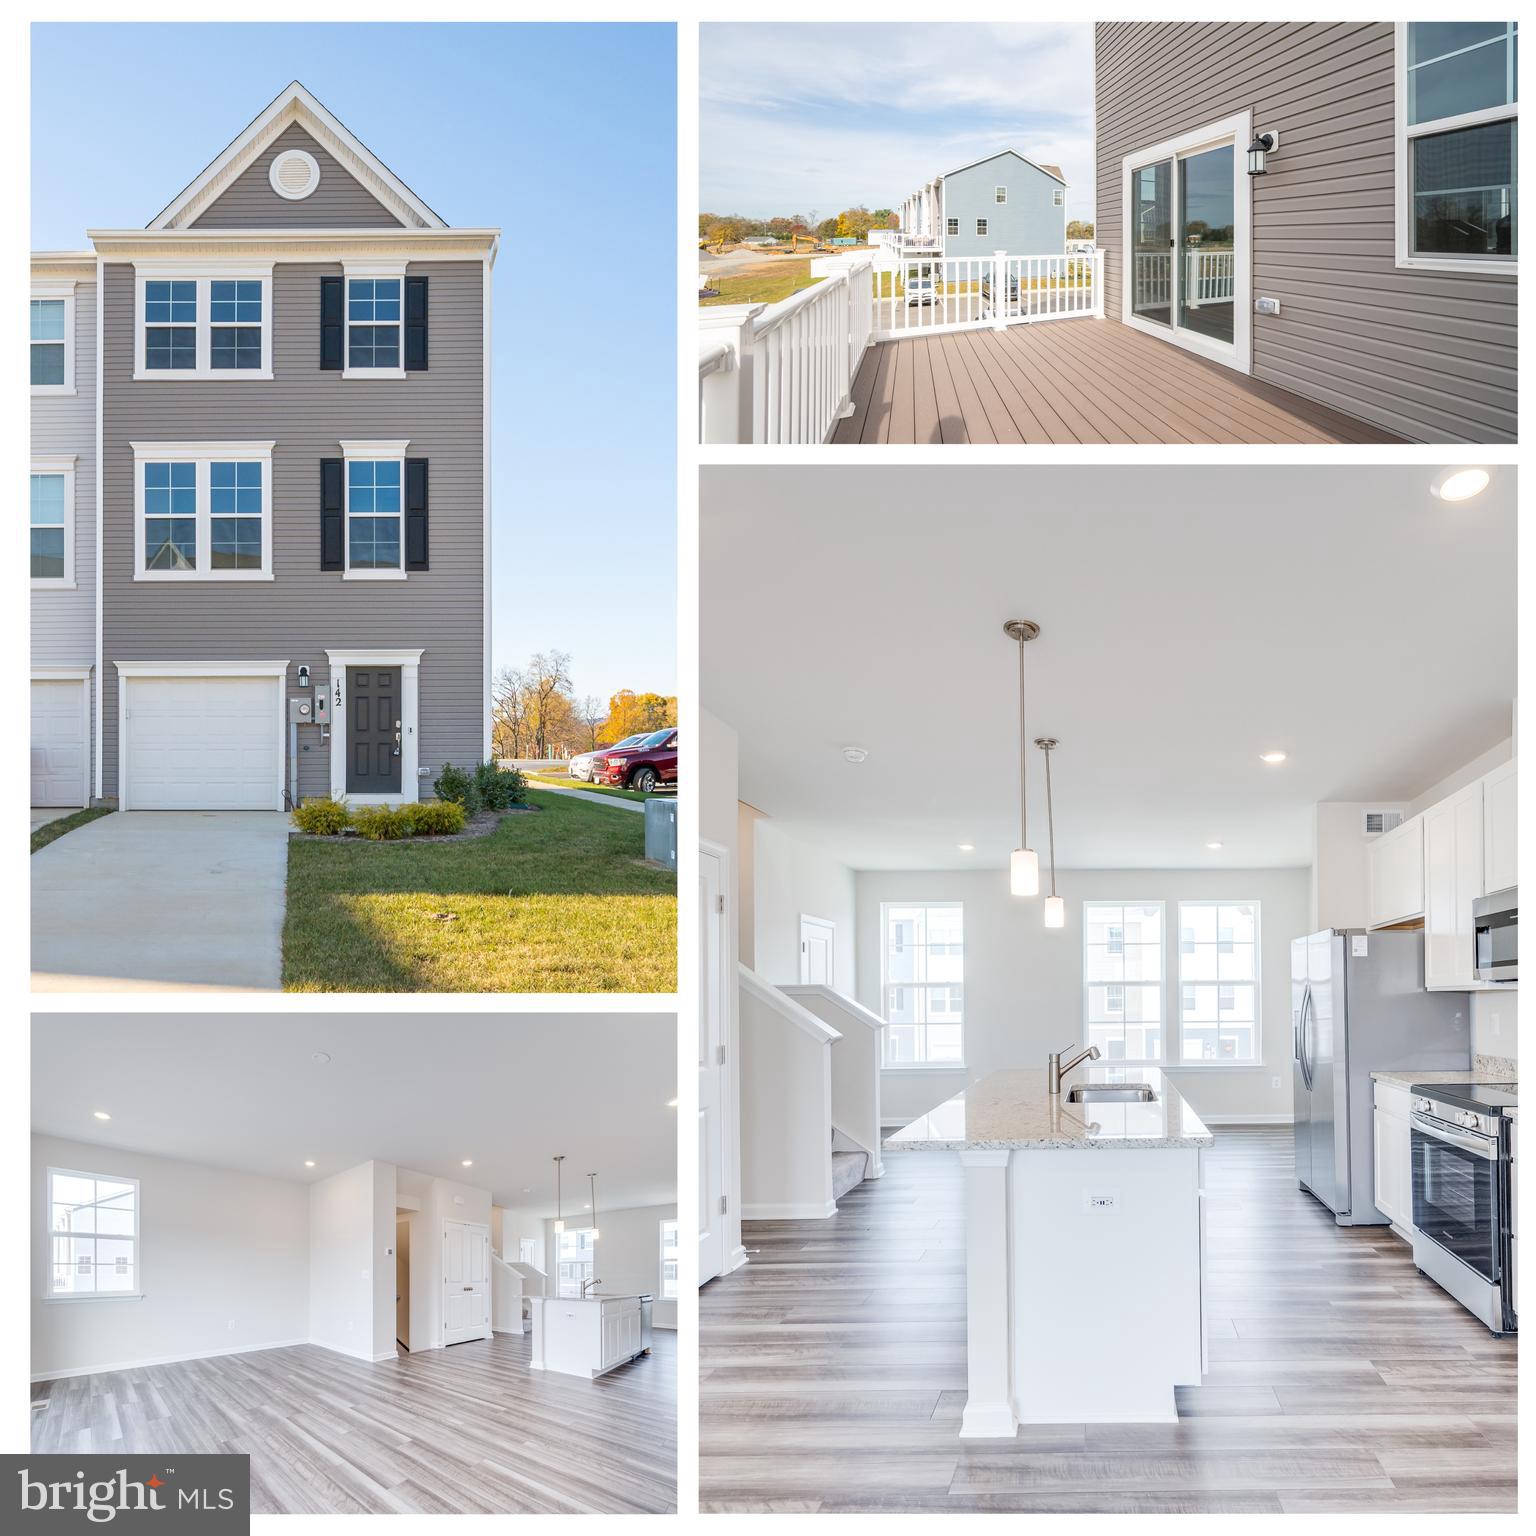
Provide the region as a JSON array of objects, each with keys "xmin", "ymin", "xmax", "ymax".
[
  {"xmin": 1083, "ymin": 902, "xmax": 1164, "ymax": 1063},
  {"xmin": 1177, "ymin": 901, "xmax": 1261, "ymax": 1063},
  {"xmin": 881, "ymin": 902, "xmax": 964, "ymax": 1067},
  {"xmin": 46, "ymin": 1168, "xmax": 140, "ymax": 1300}
]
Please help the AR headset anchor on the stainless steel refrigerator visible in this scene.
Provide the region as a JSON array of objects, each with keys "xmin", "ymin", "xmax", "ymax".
[{"xmin": 1292, "ymin": 928, "xmax": 1471, "ymax": 1224}]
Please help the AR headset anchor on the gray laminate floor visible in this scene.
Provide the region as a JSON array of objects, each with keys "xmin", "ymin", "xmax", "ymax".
[
  {"xmin": 32, "ymin": 1329, "xmax": 676, "ymax": 1514},
  {"xmin": 700, "ymin": 1127, "xmax": 1517, "ymax": 1513}
]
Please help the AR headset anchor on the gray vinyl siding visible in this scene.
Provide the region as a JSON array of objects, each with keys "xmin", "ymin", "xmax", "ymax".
[
  {"xmin": 1094, "ymin": 21, "xmax": 1516, "ymax": 443},
  {"xmin": 941, "ymin": 153, "xmax": 1066, "ymax": 259},
  {"xmin": 190, "ymin": 123, "xmax": 407, "ymax": 229},
  {"xmin": 100, "ymin": 258, "xmax": 485, "ymax": 801}
]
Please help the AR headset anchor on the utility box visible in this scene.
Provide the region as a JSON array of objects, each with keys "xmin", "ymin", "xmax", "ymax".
[
  {"xmin": 288, "ymin": 696, "xmax": 315, "ymax": 725},
  {"xmin": 643, "ymin": 797, "xmax": 677, "ymax": 871}
]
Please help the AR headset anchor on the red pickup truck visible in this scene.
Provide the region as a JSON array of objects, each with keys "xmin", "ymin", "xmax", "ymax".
[{"xmin": 592, "ymin": 728, "xmax": 678, "ymax": 792}]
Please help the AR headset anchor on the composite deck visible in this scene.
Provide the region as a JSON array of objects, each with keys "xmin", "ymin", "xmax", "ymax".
[
  {"xmin": 700, "ymin": 1128, "xmax": 1516, "ymax": 1514},
  {"xmin": 832, "ymin": 319, "xmax": 1402, "ymax": 445}
]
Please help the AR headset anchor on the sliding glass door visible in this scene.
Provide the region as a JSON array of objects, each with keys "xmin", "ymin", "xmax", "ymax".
[
  {"xmin": 1130, "ymin": 160, "xmax": 1173, "ymax": 326},
  {"xmin": 1177, "ymin": 144, "xmax": 1235, "ymax": 345}
]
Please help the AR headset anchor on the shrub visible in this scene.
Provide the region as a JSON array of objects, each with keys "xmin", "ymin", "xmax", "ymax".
[
  {"xmin": 351, "ymin": 804, "xmax": 412, "ymax": 841},
  {"xmin": 292, "ymin": 795, "xmax": 350, "ymax": 836},
  {"xmin": 433, "ymin": 762, "xmax": 483, "ymax": 817},
  {"xmin": 404, "ymin": 800, "xmax": 466, "ymax": 837},
  {"xmin": 474, "ymin": 760, "xmax": 527, "ymax": 810}
]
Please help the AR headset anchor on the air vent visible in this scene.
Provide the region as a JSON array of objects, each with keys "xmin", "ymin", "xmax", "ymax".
[
  {"xmin": 269, "ymin": 148, "xmax": 320, "ymax": 201},
  {"xmin": 1363, "ymin": 809, "xmax": 1403, "ymax": 836}
]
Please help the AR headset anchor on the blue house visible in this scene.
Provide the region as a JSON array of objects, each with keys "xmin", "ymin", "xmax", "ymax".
[{"xmin": 900, "ymin": 149, "xmax": 1067, "ymax": 259}]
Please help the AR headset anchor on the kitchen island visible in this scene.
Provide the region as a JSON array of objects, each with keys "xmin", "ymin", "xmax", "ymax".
[
  {"xmin": 529, "ymin": 1292, "xmax": 652, "ymax": 1379},
  {"xmin": 887, "ymin": 1066, "xmax": 1212, "ymax": 1435}
]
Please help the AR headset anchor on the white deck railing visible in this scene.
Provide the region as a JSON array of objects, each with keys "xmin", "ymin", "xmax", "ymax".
[
  {"xmin": 699, "ymin": 248, "xmax": 1103, "ymax": 444},
  {"xmin": 1133, "ymin": 249, "xmax": 1235, "ymax": 311}
]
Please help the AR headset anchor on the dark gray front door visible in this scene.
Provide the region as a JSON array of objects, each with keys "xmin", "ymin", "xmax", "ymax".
[{"xmin": 347, "ymin": 667, "xmax": 402, "ymax": 793}]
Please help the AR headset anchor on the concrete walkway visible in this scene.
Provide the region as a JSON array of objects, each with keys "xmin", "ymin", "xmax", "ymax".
[
  {"xmin": 32, "ymin": 812, "xmax": 290, "ymax": 992},
  {"xmin": 30, "ymin": 807, "xmax": 77, "ymax": 833},
  {"xmin": 531, "ymin": 784, "xmax": 645, "ymax": 814}
]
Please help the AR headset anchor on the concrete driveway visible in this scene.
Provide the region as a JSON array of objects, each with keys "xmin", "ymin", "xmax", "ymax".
[{"xmin": 32, "ymin": 812, "xmax": 289, "ymax": 992}]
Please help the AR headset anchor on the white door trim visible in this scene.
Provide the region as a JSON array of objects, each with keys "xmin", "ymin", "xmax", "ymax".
[
  {"xmin": 442, "ymin": 1218, "xmax": 492, "ymax": 1347},
  {"xmin": 699, "ymin": 839, "xmax": 737, "ymax": 1284},
  {"xmin": 325, "ymin": 648, "xmax": 424, "ymax": 805},
  {"xmin": 31, "ymin": 667, "xmax": 93, "ymax": 808},
  {"xmin": 799, "ymin": 912, "xmax": 837, "ymax": 985},
  {"xmin": 1121, "ymin": 109, "xmax": 1252, "ymax": 374},
  {"xmin": 113, "ymin": 660, "xmax": 288, "ymax": 812}
]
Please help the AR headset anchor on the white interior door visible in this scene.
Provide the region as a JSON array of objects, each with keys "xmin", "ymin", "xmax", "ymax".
[
  {"xmin": 123, "ymin": 675, "xmax": 279, "ymax": 810},
  {"xmin": 442, "ymin": 1220, "xmax": 491, "ymax": 1346},
  {"xmin": 699, "ymin": 843, "xmax": 728, "ymax": 1285},
  {"xmin": 800, "ymin": 915, "xmax": 835, "ymax": 984},
  {"xmin": 31, "ymin": 679, "xmax": 88, "ymax": 807}
]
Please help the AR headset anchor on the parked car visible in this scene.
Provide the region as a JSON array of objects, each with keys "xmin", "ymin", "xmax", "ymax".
[
  {"xmin": 592, "ymin": 729, "xmax": 678, "ymax": 792},
  {"xmin": 904, "ymin": 261, "xmax": 938, "ymax": 306},
  {"xmin": 570, "ymin": 733, "xmax": 648, "ymax": 782}
]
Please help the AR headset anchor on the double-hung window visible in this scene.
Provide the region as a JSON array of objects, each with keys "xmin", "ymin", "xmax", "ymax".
[
  {"xmin": 1177, "ymin": 902, "xmax": 1261, "ymax": 1063},
  {"xmin": 31, "ymin": 286, "xmax": 74, "ymax": 393},
  {"xmin": 947, "ymin": 217, "xmax": 960, "ymax": 235},
  {"xmin": 132, "ymin": 441, "xmax": 274, "ymax": 580},
  {"xmin": 346, "ymin": 275, "xmax": 403, "ymax": 371},
  {"xmin": 343, "ymin": 447, "xmax": 404, "ymax": 575},
  {"xmin": 46, "ymin": 1168, "xmax": 140, "ymax": 1300},
  {"xmin": 1084, "ymin": 902, "xmax": 1164, "ymax": 1062},
  {"xmin": 660, "ymin": 1219, "xmax": 679, "ymax": 1299},
  {"xmin": 995, "ymin": 185, "xmax": 1008, "ymax": 204},
  {"xmin": 31, "ymin": 459, "xmax": 75, "ymax": 587},
  {"xmin": 134, "ymin": 267, "xmax": 273, "ymax": 378},
  {"xmin": 881, "ymin": 902, "xmax": 964, "ymax": 1067},
  {"xmin": 1398, "ymin": 22, "xmax": 1517, "ymax": 270},
  {"xmin": 556, "ymin": 1227, "xmax": 595, "ymax": 1297},
  {"xmin": 976, "ymin": 218, "xmax": 989, "ymax": 237}
]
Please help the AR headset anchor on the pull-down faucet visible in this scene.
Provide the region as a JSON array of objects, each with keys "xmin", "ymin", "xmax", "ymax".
[
  {"xmin": 1047, "ymin": 1043, "xmax": 1100, "ymax": 1095},
  {"xmin": 580, "ymin": 1277, "xmax": 603, "ymax": 1298}
]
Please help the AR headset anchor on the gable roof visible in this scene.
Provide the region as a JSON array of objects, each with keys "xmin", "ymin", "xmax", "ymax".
[
  {"xmin": 940, "ymin": 148, "xmax": 1067, "ymax": 186},
  {"xmin": 147, "ymin": 81, "xmax": 447, "ymax": 231}
]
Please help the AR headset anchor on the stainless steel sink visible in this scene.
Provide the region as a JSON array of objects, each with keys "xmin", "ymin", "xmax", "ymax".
[{"xmin": 1066, "ymin": 1083, "xmax": 1155, "ymax": 1103}]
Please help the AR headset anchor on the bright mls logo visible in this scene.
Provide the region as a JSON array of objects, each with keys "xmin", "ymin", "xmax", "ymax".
[{"xmin": 6, "ymin": 1456, "xmax": 248, "ymax": 1530}]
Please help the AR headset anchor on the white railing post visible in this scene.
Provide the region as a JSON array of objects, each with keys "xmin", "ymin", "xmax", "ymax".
[
  {"xmin": 1092, "ymin": 248, "xmax": 1106, "ymax": 318},
  {"xmin": 697, "ymin": 304, "xmax": 765, "ymax": 444},
  {"xmin": 992, "ymin": 249, "xmax": 1007, "ymax": 329}
]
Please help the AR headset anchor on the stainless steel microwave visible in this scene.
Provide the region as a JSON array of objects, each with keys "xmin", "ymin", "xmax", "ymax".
[{"xmin": 1473, "ymin": 886, "xmax": 1517, "ymax": 985}]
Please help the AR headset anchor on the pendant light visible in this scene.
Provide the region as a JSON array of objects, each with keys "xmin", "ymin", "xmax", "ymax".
[
  {"xmin": 588, "ymin": 1173, "xmax": 600, "ymax": 1242},
  {"xmin": 553, "ymin": 1155, "xmax": 565, "ymax": 1234},
  {"xmin": 1004, "ymin": 620, "xmax": 1041, "ymax": 896},
  {"xmin": 1036, "ymin": 736, "xmax": 1065, "ymax": 929}
]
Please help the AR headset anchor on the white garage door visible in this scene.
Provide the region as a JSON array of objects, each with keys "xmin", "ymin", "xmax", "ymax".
[
  {"xmin": 124, "ymin": 676, "xmax": 279, "ymax": 811},
  {"xmin": 31, "ymin": 680, "xmax": 87, "ymax": 807}
]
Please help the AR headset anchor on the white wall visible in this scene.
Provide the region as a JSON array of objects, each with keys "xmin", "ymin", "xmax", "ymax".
[
  {"xmin": 31, "ymin": 1135, "xmax": 309, "ymax": 1381},
  {"xmin": 309, "ymin": 1160, "xmax": 392, "ymax": 1362},
  {"xmin": 752, "ymin": 819, "xmax": 857, "ymax": 995},
  {"xmin": 494, "ymin": 1204, "xmax": 548, "ymax": 1278},
  {"xmin": 1312, "ymin": 801, "xmax": 1409, "ymax": 931},
  {"xmin": 737, "ymin": 802, "xmax": 765, "ymax": 967},
  {"xmin": 540, "ymin": 1204, "xmax": 680, "ymax": 1329},
  {"xmin": 858, "ymin": 866, "xmax": 1311, "ymax": 1126},
  {"xmin": 1473, "ymin": 992, "xmax": 1518, "ymax": 1064},
  {"xmin": 411, "ymin": 1174, "xmax": 494, "ymax": 1351},
  {"xmin": 1408, "ymin": 735, "xmax": 1512, "ymax": 816}
]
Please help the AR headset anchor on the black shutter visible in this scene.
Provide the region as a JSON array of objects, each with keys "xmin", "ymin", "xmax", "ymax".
[
  {"xmin": 404, "ymin": 276, "xmax": 428, "ymax": 371},
  {"xmin": 320, "ymin": 276, "xmax": 344, "ymax": 371},
  {"xmin": 320, "ymin": 458, "xmax": 344, "ymax": 571},
  {"xmin": 405, "ymin": 458, "xmax": 429, "ymax": 571}
]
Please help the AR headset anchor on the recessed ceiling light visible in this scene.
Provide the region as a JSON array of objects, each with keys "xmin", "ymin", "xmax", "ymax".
[
  {"xmin": 842, "ymin": 746, "xmax": 868, "ymax": 764},
  {"xmin": 461, "ymin": 1159, "xmax": 473, "ymax": 1168},
  {"xmin": 1431, "ymin": 466, "xmax": 1490, "ymax": 502},
  {"xmin": 958, "ymin": 843, "xmax": 975, "ymax": 852},
  {"xmin": 522, "ymin": 1187, "xmax": 531, "ymax": 1194},
  {"xmin": 583, "ymin": 1202, "xmax": 591, "ymax": 1209},
  {"xmin": 311, "ymin": 1052, "xmax": 331, "ymax": 1065},
  {"xmin": 666, "ymin": 1097, "xmax": 678, "ymax": 1108},
  {"xmin": 1206, "ymin": 842, "xmax": 1224, "ymax": 850},
  {"xmin": 93, "ymin": 1111, "xmax": 111, "ymax": 1121},
  {"xmin": 1260, "ymin": 751, "xmax": 1287, "ymax": 765},
  {"xmin": 304, "ymin": 1160, "xmax": 315, "ymax": 1168}
]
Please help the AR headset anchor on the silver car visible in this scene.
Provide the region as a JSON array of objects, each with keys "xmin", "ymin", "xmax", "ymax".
[{"xmin": 570, "ymin": 733, "xmax": 648, "ymax": 781}]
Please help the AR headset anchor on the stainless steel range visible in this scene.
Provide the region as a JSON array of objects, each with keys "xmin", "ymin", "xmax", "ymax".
[{"xmin": 1409, "ymin": 1081, "xmax": 1517, "ymax": 1334}]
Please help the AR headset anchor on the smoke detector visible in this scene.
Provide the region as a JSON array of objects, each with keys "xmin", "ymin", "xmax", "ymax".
[{"xmin": 842, "ymin": 746, "xmax": 869, "ymax": 764}]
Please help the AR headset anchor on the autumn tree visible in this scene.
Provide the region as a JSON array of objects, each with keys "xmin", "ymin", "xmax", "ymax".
[
  {"xmin": 601, "ymin": 689, "xmax": 678, "ymax": 744},
  {"xmin": 1066, "ymin": 220, "xmax": 1095, "ymax": 240}
]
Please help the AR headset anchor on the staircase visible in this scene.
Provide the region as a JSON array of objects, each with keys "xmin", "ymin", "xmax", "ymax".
[{"xmin": 831, "ymin": 1130, "xmax": 870, "ymax": 1202}]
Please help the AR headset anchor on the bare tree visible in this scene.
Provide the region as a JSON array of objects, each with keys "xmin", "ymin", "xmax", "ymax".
[
  {"xmin": 524, "ymin": 650, "xmax": 574, "ymax": 759},
  {"xmin": 491, "ymin": 664, "xmax": 528, "ymax": 760},
  {"xmin": 577, "ymin": 695, "xmax": 605, "ymax": 752}
]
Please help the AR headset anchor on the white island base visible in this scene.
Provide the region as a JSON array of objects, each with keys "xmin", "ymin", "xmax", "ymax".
[{"xmin": 528, "ymin": 1294, "xmax": 650, "ymax": 1379}]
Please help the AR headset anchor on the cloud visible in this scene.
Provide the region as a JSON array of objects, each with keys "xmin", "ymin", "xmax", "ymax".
[{"xmin": 700, "ymin": 23, "xmax": 1096, "ymax": 220}]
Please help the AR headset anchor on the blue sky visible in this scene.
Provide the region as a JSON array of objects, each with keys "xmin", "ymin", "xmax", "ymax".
[
  {"xmin": 701, "ymin": 23, "xmax": 1094, "ymax": 224},
  {"xmin": 32, "ymin": 22, "xmax": 677, "ymax": 707}
]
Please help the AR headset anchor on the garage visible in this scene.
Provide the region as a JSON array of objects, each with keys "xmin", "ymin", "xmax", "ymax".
[
  {"xmin": 31, "ymin": 677, "xmax": 89, "ymax": 807},
  {"xmin": 121, "ymin": 672, "xmax": 282, "ymax": 811}
]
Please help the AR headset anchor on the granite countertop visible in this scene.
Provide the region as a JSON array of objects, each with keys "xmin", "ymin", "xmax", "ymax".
[
  {"xmin": 1371, "ymin": 1068, "xmax": 1518, "ymax": 1087},
  {"xmin": 884, "ymin": 1066, "xmax": 1212, "ymax": 1152}
]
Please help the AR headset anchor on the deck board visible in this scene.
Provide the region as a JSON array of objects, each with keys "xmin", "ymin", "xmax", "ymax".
[{"xmin": 833, "ymin": 318, "xmax": 1403, "ymax": 445}]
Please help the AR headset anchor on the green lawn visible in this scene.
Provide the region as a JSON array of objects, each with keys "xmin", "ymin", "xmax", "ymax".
[
  {"xmin": 282, "ymin": 789, "xmax": 676, "ymax": 993},
  {"xmin": 701, "ymin": 262, "xmax": 822, "ymax": 307},
  {"xmin": 31, "ymin": 807, "xmax": 113, "ymax": 855},
  {"xmin": 526, "ymin": 773, "xmax": 656, "ymax": 804}
]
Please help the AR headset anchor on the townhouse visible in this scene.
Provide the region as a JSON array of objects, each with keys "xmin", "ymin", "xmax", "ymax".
[
  {"xmin": 31, "ymin": 81, "xmax": 498, "ymax": 811},
  {"xmin": 899, "ymin": 149, "xmax": 1067, "ymax": 258}
]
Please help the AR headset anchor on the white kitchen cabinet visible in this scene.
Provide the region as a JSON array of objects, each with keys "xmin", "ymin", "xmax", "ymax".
[
  {"xmin": 1482, "ymin": 757, "xmax": 1517, "ymax": 896},
  {"xmin": 1372, "ymin": 1081, "xmax": 1413, "ymax": 1235},
  {"xmin": 1423, "ymin": 781, "xmax": 1484, "ymax": 990},
  {"xmin": 1367, "ymin": 814, "xmax": 1425, "ymax": 928}
]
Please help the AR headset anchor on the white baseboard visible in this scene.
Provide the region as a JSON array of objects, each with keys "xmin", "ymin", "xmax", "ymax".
[
  {"xmin": 1202, "ymin": 1113, "xmax": 1293, "ymax": 1125},
  {"xmin": 741, "ymin": 1201, "xmax": 837, "ymax": 1221},
  {"xmin": 722, "ymin": 1245, "xmax": 750, "ymax": 1275},
  {"xmin": 31, "ymin": 1336, "xmax": 309, "ymax": 1384}
]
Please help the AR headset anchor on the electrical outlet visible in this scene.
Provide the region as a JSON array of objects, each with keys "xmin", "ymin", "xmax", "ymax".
[
  {"xmin": 227, "ymin": 1319, "xmax": 236, "ymax": 1331},
  {"xmin": 1272, "ymin": 1076, "xmax": 1281, "ymax": 1090},
  {"xmin": 1085, "ymin": 1192, "xmax": 1117, "ymax": 1211},
  {"xmin": 1488, "ymin": 1011, "xmax": 1502, "ymax": 1036}
]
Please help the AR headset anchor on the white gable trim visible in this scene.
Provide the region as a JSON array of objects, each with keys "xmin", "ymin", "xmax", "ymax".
[
  {"xmin": 148, "ymin": 81, "xmax": 446, "ymax": 232},
  {"xmin": 940, "ymin": 148, "xmax": 1067, "ymax": 185}
]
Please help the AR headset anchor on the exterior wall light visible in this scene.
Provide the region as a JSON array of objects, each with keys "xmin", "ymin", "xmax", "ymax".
[{"xmin": 1247, "ymin": 131, "xmax": 1278, "ymax": 176}]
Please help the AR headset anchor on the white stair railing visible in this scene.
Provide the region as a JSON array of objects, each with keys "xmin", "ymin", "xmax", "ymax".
[{"xmin": 782, "ymin": 984, "xmax": 885, "ymax": 1179}]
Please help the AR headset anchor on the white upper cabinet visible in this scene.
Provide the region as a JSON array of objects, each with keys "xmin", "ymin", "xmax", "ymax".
[
  {"xmin": 1482, "ymin": 757, "xmax": 1517, "ymax": 896},
  {"xmin": 1367, "ymin": 814, "xmax": 1425, "ymax": 929},
  {"xmin": 1423, "ymin": 781, "xmax": 1484, "ymax": 990}
]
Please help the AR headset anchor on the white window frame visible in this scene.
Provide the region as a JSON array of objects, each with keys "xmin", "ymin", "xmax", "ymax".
[
  {"xmin": 43, "ymin": 1166, "xmax": 142, "ymax": 1303},
  {"xmin": 1082, "ymin": 899, "xmax": 1166, "ymax": 1068},
  {"xmin": 1175, "ymin": 899, "xmax": 1263, "ymax": 1068},
  {"xmin": 30, "ymin": 282, "xmax": 76, "ymax": 396},
  {"xmin": 659, "ymin": 1218, "xmax": 678, "ymax": 1300},
  {"xmin": 995, "ymin": 185, "xmax": 1007, "ymax": 204},
  {"xmin": 879, "ymin": 900, "xmax": 966, "ymax": 1070},
  {"xmin": 132, "ymin": 264, "xmax": 274, "ymax": 381},
  {"xmin": 975, "ymin": 218, "xmax": 988, "ymax": 237},
  {"xmin": 556, "ymin": 1226, "xmax": 596, "ymax": 1298},
  {"xmin": 1394, "ymin": 22, "xmax": 1518, "ymax": 274},
  {"xmin": 1053, "ymin": 187, "xmax": 1066, "ymax": 207},
  {"xmin": 341, "ymin": 261, "xmax": 408, "ymax": 380},
  {"xmin": 339, "ymin": 438, "xmax": 410, "ymax": 580},
  {"xmin": 30, "ymin": 456, "xmax": 77, "ymax": 589},
  {"xmin": 130, "ymin": 440, "xmax": 275, "ymax": 582}
]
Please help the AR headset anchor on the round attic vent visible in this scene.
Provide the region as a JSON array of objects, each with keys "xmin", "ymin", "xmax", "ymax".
[{"xmin": 269, "ymin": 148, "xmax": 320, "ymax": 201}]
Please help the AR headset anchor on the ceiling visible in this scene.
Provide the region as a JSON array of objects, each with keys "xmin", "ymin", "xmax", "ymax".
[
  {"xmin": 31, "ymin": 1013, "xmax": 676, "ymax": 1214},
  {"xmin": 702, "ymin": 465, "xmax": 1517, "ymax": 870}
]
